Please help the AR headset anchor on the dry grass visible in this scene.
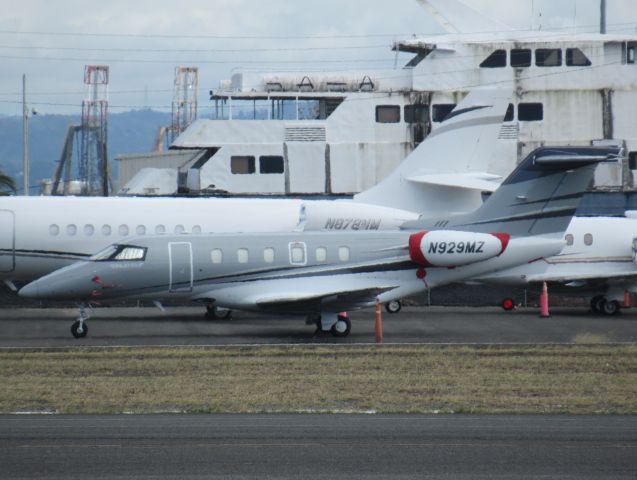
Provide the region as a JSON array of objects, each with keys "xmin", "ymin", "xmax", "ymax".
[{"xmin": 1, "ymin": 345, "xmax": 636, "ymax": 414}]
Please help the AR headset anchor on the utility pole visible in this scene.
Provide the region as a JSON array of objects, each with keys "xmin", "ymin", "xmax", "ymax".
[
  {"xmin": 22, "ymin": 74, "xmax": 29, "ymax": 196},
  {"xmin": 600, "ymin": 0, "xmax": 607, "ymax": 34}
]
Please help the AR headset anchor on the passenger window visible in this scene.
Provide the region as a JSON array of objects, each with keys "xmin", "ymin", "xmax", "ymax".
[
  {"xmin": 263, "ymin": 247, "xmax": 275, "ymax": 263},
  {"xmin": 375, "ymin": 105, "xmax": 400, "ymax": 123},
  {"xmin": 289, "ymin": 242, "xmax": 307, "ymax": 265},
  {"xmin": 174, "ymin": 225, "xmax": 185, "ymax": 234},
  {"xmin": 66, "ymin": 224, "xmax": 77, "ymax": 236},
  {"xmin": 136, "ymin": 225, "xmax": 146, "ymax": 235},
  {"xmin": 480, "ymin": 49, "xmax": 506, "ymax": 68},
  {"xmin": 566, "ymin": 48, "xmax": 591, "ymax": 66},
  {"xmin": 155, "ymin": 225, "xmax": 166, "ymax": 234},
  {"xmin": 231, "ymin": 156, "xmax": 256, "ymax": 174},
  {"xmin": 237, "ymin": 248, "xmax": 249, "ymax": 264},
  {"xmin": 536, "ymin": 48, "xmax": 562, "ymax": 67},
  {"xmin": 504, "ymin": 104, "xmax": 514, "ymax": 122},
  {"xmin": 518, "ymin": 103, "xmax": 543, "ymax": 121},
  {"xmin": 338, "ymin": 246, "xmax": 350, "ymax": 262},
  {"xmin": 432, "ymin": 104, "xmax": 456, "ymax": 123},
  {"xmin": 211, "ymin": 249, "xmax": 223, "ymax": 264},
  {"xmin": 118, "ymin": 225, "xmax": 129, "ymax": 236},
  {"xmin": 259, "ymin": 156, "xmax": 284, "ymax": 174},
  {"xmin": 584, "ymin": 233, "xmax": 593, "ymax": 246},
  {"xmin": 192, "ymin": 225, "xmax": 202, "ymax": 234},
  {"xmin": 510, "ymin": 49, "xmax": 532, "ymax": 67},
  {"xmin": 49, "ymin": 224, "xmax": 59, "ymax": 236},
  {"xmin": 315, "ymin": 247, "xmax": 327, "ymax": 262},
  {"xmin": 565, "ymin": 234, "xmax": 574, "ymax": 246},
  {"xmin": 102, "ymin": 225, "xmax": 111, "ymax": 236}
]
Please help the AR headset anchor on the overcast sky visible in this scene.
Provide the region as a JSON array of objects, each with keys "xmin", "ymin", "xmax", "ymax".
[{"xmin": 0, "ymin": 0, "xmax": 635, "ymax": 116}]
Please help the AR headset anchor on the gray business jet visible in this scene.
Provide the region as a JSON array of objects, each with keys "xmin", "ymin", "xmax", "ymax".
[{"xmin": 20, "ymin": 146, "xmax": 618, "ymax": 338}]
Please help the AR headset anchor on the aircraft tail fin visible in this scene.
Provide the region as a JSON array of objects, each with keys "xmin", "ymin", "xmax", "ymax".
[
  {"xmin": 440, "ymin": 146, "xmax": 622, "ymax": 236},
  {"xmin": 354, "ymin": 88, "xmax": 511, "ymax": 215}
]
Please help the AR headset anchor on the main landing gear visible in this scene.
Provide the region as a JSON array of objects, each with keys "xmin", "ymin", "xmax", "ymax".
[
  {"xmin": 385, "ymin": 300, "xmax": 402, "ymax": 314},
  {"xmin": 70, "ymin": 304, "xmax": 89, "ymax": 339},
  {"xmin": 590, "ymin": 295, "xmax": 621, "ymax": 316},
  {"xmin": 205, "ymin": 304, "xmax": 233, "ymax": 320},
  {"xmin": 310, "ymin": 313, "xmax": 351, "ymax": 337}
]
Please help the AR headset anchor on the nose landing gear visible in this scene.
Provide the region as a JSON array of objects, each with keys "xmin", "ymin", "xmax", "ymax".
[{"xmin": 70, "ymin": 304, "xmax": 90, "ymax": 338}]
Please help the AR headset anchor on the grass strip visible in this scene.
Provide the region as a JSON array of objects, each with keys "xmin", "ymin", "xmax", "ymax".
[{"xmin": 1, "ymin": 344, "xmax": 636, "ymax": 414}]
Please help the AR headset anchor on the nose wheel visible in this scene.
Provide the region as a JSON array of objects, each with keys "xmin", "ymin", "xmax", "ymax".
[{"xmin": 70, "ymin": 304, "xmax": 90, "ymax": 339}]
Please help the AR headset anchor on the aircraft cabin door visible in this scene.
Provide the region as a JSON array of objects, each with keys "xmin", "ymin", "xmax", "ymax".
[
  {"xmin": 168, "ymin": 242, "xmax": 193, "ymax": 293},
  {"xmin": 0, "ymin": 210, "xmax": 15, "ymax": 272}
]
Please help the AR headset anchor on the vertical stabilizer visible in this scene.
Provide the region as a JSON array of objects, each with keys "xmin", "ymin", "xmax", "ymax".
[{"xmin": 354, "ymin": 89, "xmax": 511, "ymax": 215}]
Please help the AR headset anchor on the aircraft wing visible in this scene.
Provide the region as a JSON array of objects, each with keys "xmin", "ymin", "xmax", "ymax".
[
  {"xmin": 526, "ymin": 270, "xmax": 637, "ymax": 285},
  {"xmin": 193, "ymin": 276, "xmax": 401, "ymax": 314}
]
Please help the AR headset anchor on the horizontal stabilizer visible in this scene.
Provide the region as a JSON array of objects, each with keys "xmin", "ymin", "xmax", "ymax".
[{"xmin": 406, "ymin": 172, "xmax": 501, "ymax": 192}]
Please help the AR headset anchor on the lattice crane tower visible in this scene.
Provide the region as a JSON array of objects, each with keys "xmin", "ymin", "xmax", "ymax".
[
  {"xmin": 170, "ymin": 66, "xmax": 198, "ymax": 144},
  {"xmin": 80, "ymin": 65, "xmax": 109, "ymax": 196}
]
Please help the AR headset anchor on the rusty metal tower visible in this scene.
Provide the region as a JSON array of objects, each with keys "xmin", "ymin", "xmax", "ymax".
[
  {"xmin": 170, "ymin": 66, "xmax": 198, "ymax": 144},
  {"xmin": 80, "ymin": 65, "xmax": 109, "ymax": 196}
]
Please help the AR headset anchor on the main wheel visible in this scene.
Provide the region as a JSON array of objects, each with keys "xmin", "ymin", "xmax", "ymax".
[
  {"xmin": 71, "ymin": 320, "xmax": 88, "ymax": 339},
  {"xmin": 501, "ymin": 298, "xmax": 515, "ymax": 311},
  {"xmin": 385, "ymin": 300, "xmax": 402, "ymax": 314},
  {"xmin": 206, "ymin": 305, "xmax": 232, "ymax": 320},
  {"xmin": 590, "ymin": 295, "xmax": 605, "ymax": 314},
  {"xmin": 601, "ymin": 299, "xmax": 620, "ymax": 316},
  {"xmin": 330, "ymin": 315, "xmax": 351, "ymax": 337}
]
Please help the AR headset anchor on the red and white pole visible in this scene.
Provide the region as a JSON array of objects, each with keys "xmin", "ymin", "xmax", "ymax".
[{"xmin": 539, "ymin": 282, "xmax": 550, "ymax": 318}]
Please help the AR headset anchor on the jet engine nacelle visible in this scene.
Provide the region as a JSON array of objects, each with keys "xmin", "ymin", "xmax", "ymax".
[{"xmin": 409, "ymin": 230, "xmax": 510, "ymax": 268}]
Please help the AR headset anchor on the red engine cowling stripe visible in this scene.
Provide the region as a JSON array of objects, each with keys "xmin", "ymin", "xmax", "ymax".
[
  {"xmin": 490, "ymin": 232, "xmax": 511, "ymax": 256},
  {"xmin": 408, "ymin": 231, "xmax": 430, "ymax": 266}
]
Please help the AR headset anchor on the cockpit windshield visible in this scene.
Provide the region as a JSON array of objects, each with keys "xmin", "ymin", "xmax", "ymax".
[{"xmin": 90, "ymin": 245, "xmax": 147, "ymax": 262}]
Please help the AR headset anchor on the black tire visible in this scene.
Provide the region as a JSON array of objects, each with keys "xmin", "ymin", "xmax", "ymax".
[
  {"xmin": 501, "ymin": 298, "xmax": 515, "ymax": 311},
  {"xmin": 385, "ymin": 300, "xmax": 402, "ymax": 314},
  {"xmin": 71, "ymin": 320, "xmax": 88, "ymax": 339},
  {"xmin": 206, "ymin": 305, "xmax": 232, "ymax": 320},
  {"xmin": 590, "ymin": 295, "xmax": 604, "ymax": 314},
  {"xmin": 330, "ymin": 315, "xmax": 351, "ymax": 337},
  {"xmin": 601, "ymin": 299, "xmax": 620, "ymax": 316}
]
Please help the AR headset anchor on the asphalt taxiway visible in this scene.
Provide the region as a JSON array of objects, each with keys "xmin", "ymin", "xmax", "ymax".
[
  {"xmin": 0, "ymin": 305, "xmax": 636, "ymax": 347},
  {"xmin": 1, "ymin": 414, "xmax": 635, "ymax": 479}
]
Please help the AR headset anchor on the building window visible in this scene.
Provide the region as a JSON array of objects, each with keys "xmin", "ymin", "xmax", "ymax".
[
  {"xmin": 627, "ymin": 42, "xmax": 636, "ymax": 64},
  {"xmin": 263, "ymin": 247, "xmax": 275, "ymax": 263},
  {"xmin": 118, "ymin": 225, "xmax": 129, "ymax": 236},
  {"xmin": 504, "ymin": 104, "xmax": 514, "ymax": 122},
  {"xmin": 480, "ymin": 49, "xmax": 507, "ymax": 68},
  {"xmin": 375, "ymin": 105, "xmax": 400, "ymax": 123},
  {"xmin": 432, "ymin": 104, "xmax": 456, "ymax": 123},
  {"xmin": 136, "ymin": 225, "xmax": 146, "ymax": 235},
  {"xmin": 511, "ymin": 49, "xmax": 532, "ymax": 67},
  {"xmin": 404, "ymin": 105, "xmax": 429, "ymax": 124},
  {"xmin": 231, "ymin": 156, "xmax": 256, "ymax": 174},
  {"xmin": 536, "ymin": 48, "xmax": 562, "ymax": 67},
  {"xmin": 211, "ymin": 249, "xmax": 223, "ymax": 264},
  {"xmin": 629, "ymin": 152, "xmax": 637, "ymax": 170},
  {"xmin": 237, "ymin": 248, "xmax": 249, "ymax": 264},
  {"xmin": 338, "ymin": 246, "xmax": 350, "ymax": 262},
  {"xmin": 315, "ymin": 247, "xmax": 327, "ymax": 262},
  {"xmin": 259, "ymin": 156, "xmax": 284, "ymax": 174},
  {"xmin": 102, "ymin": 224, "xmax": 111, "ymax": 236},
  {"xmin": 566, "ymin": 48, "xmax": 591, "ymax": 66},
  {"xmin": 155, "ymin": 225, "xmax": 166, "ymax": 234},
  {"xmin": 584, "ymin": 233, "xmax": 593, "ymax": 246},
  {"xmin": 49, "ymin": 224, "xmax": 59, "ymax": 236},
  {"xmin": 289, "ymin": 242, "xmax": 307, "ymax": 265},
  {"xmin": 518, "ymin": 103, "xmax": 543, "ymax": 121},
  {"xmin": 565, "ymin": 234, "xmax": 574, "ymax": 246}
]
